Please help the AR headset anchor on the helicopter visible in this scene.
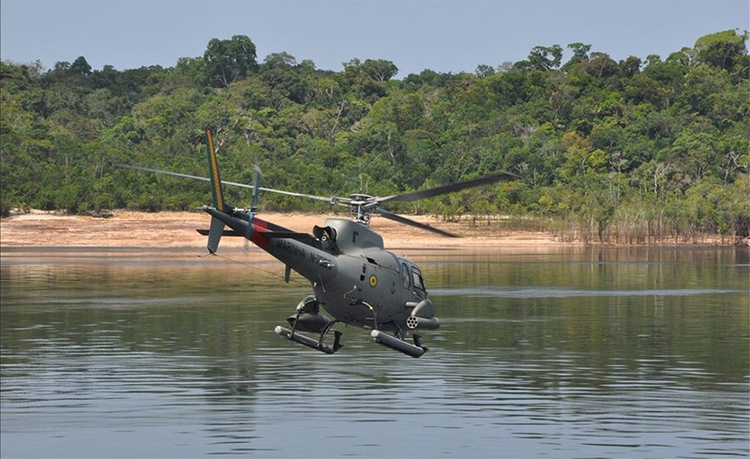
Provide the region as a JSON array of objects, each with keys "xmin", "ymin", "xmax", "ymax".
[{"xmin": 119, "ymin": 130, "xmax": 519, "ymax": 357}]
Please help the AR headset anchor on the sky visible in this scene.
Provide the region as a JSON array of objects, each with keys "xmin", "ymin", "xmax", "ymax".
[{"xmin": 1, "ymin": 0, "xmax": 748, "ymax": 77}]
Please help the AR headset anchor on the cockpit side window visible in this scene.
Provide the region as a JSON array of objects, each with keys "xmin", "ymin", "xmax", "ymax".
[
  {"xmin": 401, "ymin": 262, "xmax": 411, "ymax": 289},
  {"xmin": 411, "ymin": 266, "xmax": 425, "ymax": 292}
]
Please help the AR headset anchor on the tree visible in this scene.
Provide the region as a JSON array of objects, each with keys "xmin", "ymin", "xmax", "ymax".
[
  {"xmin": 70, "ymin": 56, "xmax": 92, "ymax": 76},
  {"xmin": 527, "ymin": 45, "xmax": 563, "ymax": 71},
  {"xmin": 694, "ymin": 30, "xmax": 748, "ymax": 73},
  {"xmin": 260, "ymin": 52, "xmax": 314, "ymax": 105},
  {"xmin": 475, "ymin": 64, "xmax": 495, "ymax": 78},
  {"xmin": 582, "ymin": 52, "xmax": 618, "ymax": 80},
  {"xmin": 619, "ymin": 56, "xmax": 642, "ymax": 77},
  {"xmin": 263, "ymin": 52, "xmax": 296, "ymax": 68},
  {"xmin": 564, "ymin": 42, "xmax": 592, "ymax": 69},
  {"xmin": 203, "ymin": 35, "xmax": 258, "ymax": 87},
  {"xmin": 362, "ymin": 59, "xmax": 399, "ymax": 82}
]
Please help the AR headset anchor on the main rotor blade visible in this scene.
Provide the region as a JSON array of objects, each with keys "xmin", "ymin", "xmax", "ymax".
[
  {"xmin": 114, "ymin": 163, "xmax": 338, "ymax": 204},
  {"xmin": 377, "ymin": 171, "xmax": 520, "ymax": 204},
  {"xmin": 377, "ymin": 209, "xmax": 458, "ymax": 238}
]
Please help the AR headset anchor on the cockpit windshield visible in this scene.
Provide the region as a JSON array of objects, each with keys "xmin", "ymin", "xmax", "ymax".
[{"xmin": 411, "ymin": 266, "xmax": 426, "ymax": 292}]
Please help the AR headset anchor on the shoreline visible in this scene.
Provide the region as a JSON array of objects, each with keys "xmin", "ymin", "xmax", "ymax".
[{"xmin": 0, "ymin": 209, "xmax": 742, "ymax": 250}]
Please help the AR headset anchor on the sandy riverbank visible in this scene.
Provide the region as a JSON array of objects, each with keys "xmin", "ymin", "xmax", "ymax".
[{"xmin": 0, "ymin": 210, "xmax": 562, "ymax": 249}]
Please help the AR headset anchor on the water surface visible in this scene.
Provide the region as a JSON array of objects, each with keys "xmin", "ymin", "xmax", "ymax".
[{"xmin": 1, "ymin": 246, "xmax": 748, "ymax": 458}]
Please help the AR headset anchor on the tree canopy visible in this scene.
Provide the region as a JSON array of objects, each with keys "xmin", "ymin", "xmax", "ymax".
[{"xmin": 1, "ymin": 30, "xmax": 748, "ymax": 243}]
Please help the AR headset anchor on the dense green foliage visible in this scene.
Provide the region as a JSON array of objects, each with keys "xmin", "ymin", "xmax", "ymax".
[{"xmin": 2, "ymin": 31, "xmax": 749, "ymax": 242}]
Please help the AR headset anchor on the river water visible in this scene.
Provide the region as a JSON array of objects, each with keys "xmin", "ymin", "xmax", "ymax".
[{"xmin": 1, "ymin": 245, "xmax": 748, "ymax": 458}]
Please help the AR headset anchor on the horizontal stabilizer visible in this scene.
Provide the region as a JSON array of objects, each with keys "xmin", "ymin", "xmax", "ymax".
[
  {"xmin": 196, "ymin": 229, "xmax": 245, "ymax": 237},
  {"xmin": 196, "ymin": 228, "xmax": 320, "ymax": 247}
]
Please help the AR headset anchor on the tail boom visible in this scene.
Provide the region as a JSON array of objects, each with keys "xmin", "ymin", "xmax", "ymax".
[{"xmin": 203, "ymin": 206, "xmax": 272, "ymax": 250}]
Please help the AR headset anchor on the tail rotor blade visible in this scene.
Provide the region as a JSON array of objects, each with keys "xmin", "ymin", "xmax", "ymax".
[{"xmin": 251, "ymin": 165, "xmax": 261, "ymax": 212}]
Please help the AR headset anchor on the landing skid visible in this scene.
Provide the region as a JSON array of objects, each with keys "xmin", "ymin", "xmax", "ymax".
[
  {"xmin": 274, "ymin": 325, "xmax": 343, "ymax": 355},
  {"xmin": 275, "ymin": 325, "xmax": 428, "ymax": 358},
  {"xmin": 371, "ymin": 330, "xmax": 428, "ymax": 358}
]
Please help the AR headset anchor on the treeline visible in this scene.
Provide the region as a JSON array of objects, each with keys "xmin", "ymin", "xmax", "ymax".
[{"xmin": 1, "ymin": 31, "xmax": 749, "ymax": 243}]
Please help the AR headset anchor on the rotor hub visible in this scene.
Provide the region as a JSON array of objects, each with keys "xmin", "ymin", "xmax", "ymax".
[{"xmin": 348, "ymin": 194, "xmax": 377, "ymax": 224}]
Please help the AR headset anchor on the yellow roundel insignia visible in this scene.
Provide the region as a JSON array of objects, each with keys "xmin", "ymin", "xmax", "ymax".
[{"xmin": 368, "ymin": 274, "xmax": 378, "ymax": 287}]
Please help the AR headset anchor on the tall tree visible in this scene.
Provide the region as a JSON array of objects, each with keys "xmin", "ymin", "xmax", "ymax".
[
  {"xmin": 203, "ymin": 35, "xmax": 258, "ymax": 87},
  {"xmin": 361, "ymin": 59, "xmax": 399, "ymax": 82},
  {"xmin": 694, "ymin": 29, "xmax": 748, "ymax": 73},
  {"xmin": 70, "ymin": 56, "xmax": 92, "ymax": 76},
  {"xmin": 527, "ymin": 45, "xmax": 563, "ymax": 71}
]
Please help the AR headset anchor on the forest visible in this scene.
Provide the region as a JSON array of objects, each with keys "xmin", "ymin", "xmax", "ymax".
[{"xmin": 1, "ymin": 30, "xmax": 748, "ymax": 243}]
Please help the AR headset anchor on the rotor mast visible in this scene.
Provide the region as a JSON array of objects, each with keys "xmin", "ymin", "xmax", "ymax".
[{"xmin": 348, "ymin": 193, "xmax": 375, "ymax": 225}]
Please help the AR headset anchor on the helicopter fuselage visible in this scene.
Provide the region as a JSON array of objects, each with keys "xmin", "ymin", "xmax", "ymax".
[{"xmin": 206, "ymin": 208, "xmax": 434, "ymax": 334}]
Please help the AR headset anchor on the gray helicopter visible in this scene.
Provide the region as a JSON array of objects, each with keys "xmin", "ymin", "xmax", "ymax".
[{"xmin": 119, "ymin": 130, "xmax": 519, "ymax": 357}]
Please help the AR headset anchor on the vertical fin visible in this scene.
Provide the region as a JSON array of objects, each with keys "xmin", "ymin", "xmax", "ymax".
[
  {"xmin": 206, "ymin": 129, "xmax": 225, "ymax": 212},
  {"xmin": 206, "ymin": 215, "xmax": 224, "ymax": 254}
]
